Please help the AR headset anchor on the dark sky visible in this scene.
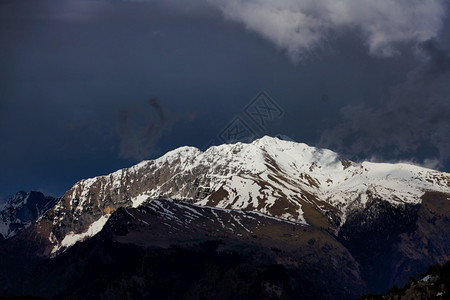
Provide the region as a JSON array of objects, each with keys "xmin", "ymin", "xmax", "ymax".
[{"xmin": 1, "ymin": 0, "xmax": 450, "ymax": 199}]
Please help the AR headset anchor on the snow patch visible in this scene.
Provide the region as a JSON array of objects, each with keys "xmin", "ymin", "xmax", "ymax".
[
  {"xmin": 132, "ymin": 194, "xmax": 150, "ymax": 208},
  {"xmin": 52, "ymin": 214, "xmax": 110, "ymax": 254}
]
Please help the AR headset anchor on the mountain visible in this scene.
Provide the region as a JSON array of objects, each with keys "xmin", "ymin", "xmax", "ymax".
[
  {"xmin": 2, "ymin": 199, "xmax": 366, "ymax": 299},
  {"xmin": 0, "ymin": 190, "xmax": 59, "ymax": 239},
  {"xmin": 1, "ymin": 136, "xmax": 450, "ymax": 296},
  {"xmin": 36, "ymin": 137, "xmax": 450, "ymax": 255}
]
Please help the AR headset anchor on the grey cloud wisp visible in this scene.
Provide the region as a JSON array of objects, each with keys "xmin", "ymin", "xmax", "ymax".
[
  {"xmin": 118, "ymin": 98, "xmax": 171, "ymax": 161},
  {"xmin": 319, "ymin": 40, "xmax": 450, "ymax": 169},
  {"xmin": 208, "ymin": 0, "xmax": 447, "ymax": 62}
]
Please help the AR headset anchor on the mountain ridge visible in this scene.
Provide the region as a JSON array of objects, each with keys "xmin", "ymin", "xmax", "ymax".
[
  {"xmin": 2, "ymin": 136, "xmax": 450, "ymax": 295},
  {"xmin": 36, "ymin": 136, "xmax": 450, "ymax": 256}
]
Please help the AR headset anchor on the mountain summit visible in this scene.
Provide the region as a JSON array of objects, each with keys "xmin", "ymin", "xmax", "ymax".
[
  {"xmin": 2, "ymin": 136, "xmax": 450, "ymax": 296},
  {"xmin": 34, "ymin": 136, "xmax": 449, "ymax": 255}
]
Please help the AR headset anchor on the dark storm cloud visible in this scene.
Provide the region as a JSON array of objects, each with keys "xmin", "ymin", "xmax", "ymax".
[
  {"xmin": 207, "ymin": 0, "xmax": 447, "ymax": 62},
  {"xmin": 319, "ymin": 40, "xmax": 450, "ymax": 169},
  {"xmin": 103, "ymin": 0, "xmax": 447, "ymax": 62},
  {"xmin": 1, "ymin": 0, "xmax": 450, "ymax": 199},
  {"xmin": 118, "ymin": 98, "xmax": 171, "ymax": 160},
  {"xmin": 418, "ymin": 40, "xmax": 450, "ymax": 77}
]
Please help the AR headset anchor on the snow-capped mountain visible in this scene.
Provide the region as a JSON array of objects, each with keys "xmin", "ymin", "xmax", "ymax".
[
  {"xmin": 3, "ymin": 136, "xmax": 450, "ymax": 295},
  {"xmin": 0, "ymin": 191, "xmax": 59, "ymax": 239},
  {"xmin": 35, "ymin": 136, "xmax": 450, "ymax": 255}
]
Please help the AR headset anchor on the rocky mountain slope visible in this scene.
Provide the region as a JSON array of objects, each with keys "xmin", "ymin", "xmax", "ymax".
[
  {"xmin": 2, "ymin": 136, "xmax": 450, "ymax": 295},
  {"xmin": 0, "ymin": 191, "xmax": 59, "ymax": 239},
  {"xmin": 31, "ymin": 136, "xmax": 450, "ymax": 257},
  {"xmin": 2, "ymin": 199, "xmax": 366, "ymax": 299}
]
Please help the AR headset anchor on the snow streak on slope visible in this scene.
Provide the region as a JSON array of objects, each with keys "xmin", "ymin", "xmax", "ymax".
[
  {"xmin": 51, "ymin": 214, "xmax": 110, "ymax": 254},
  {"xmin": 115, "ymin": 199, "xmax": 299, "ymax": 244}
]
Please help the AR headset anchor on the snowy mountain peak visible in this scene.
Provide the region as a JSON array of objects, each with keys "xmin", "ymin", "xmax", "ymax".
[
  {"xmin": 274, "ymin": 134, "xmax": 296, "ymax": 142},
  {"xmin": 35, "ymin": 136, "xmax": 450, "ymax": 255},
  {"xmin": 4, "ymin": 137, "xmax": 450, "ymax": 298},
  {"xmin": 0, "ymin": 191, "xmax": 59, "ymax": 239},
  {"xmin": 155, "ymin": 146, "xmax": 203, "ymax": 165}
]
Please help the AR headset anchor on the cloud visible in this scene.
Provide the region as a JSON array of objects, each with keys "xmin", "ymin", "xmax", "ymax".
[
  {"xmin": 319, "ymin": 40, "xmax": 450, "ymax": 169},
  {"xmin": 54, "ymin": 0, "xmax": 445, "ymax": 62},
  {"xmin": 422, "ymin": 158, "xmax": 444, "ymax": 170},
  {"xmin": 118, "ymin": 98, "xmax": 171, "ymax": 160},
  {"xmin": 365, "ymin": 156, "xmax": 444, "ymax": 171},
  {"xmin": 416, "ymin": 39, "xmax": 450, "ymax": 76},
  {"xmin": 208, "ymin": 0, "xmax": 447, "ymax": 62}
]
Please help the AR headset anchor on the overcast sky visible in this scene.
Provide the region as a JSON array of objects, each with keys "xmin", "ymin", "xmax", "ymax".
[{"xmin": 1, "ymin": 0, "xmax": 450, "ymax": 199}]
